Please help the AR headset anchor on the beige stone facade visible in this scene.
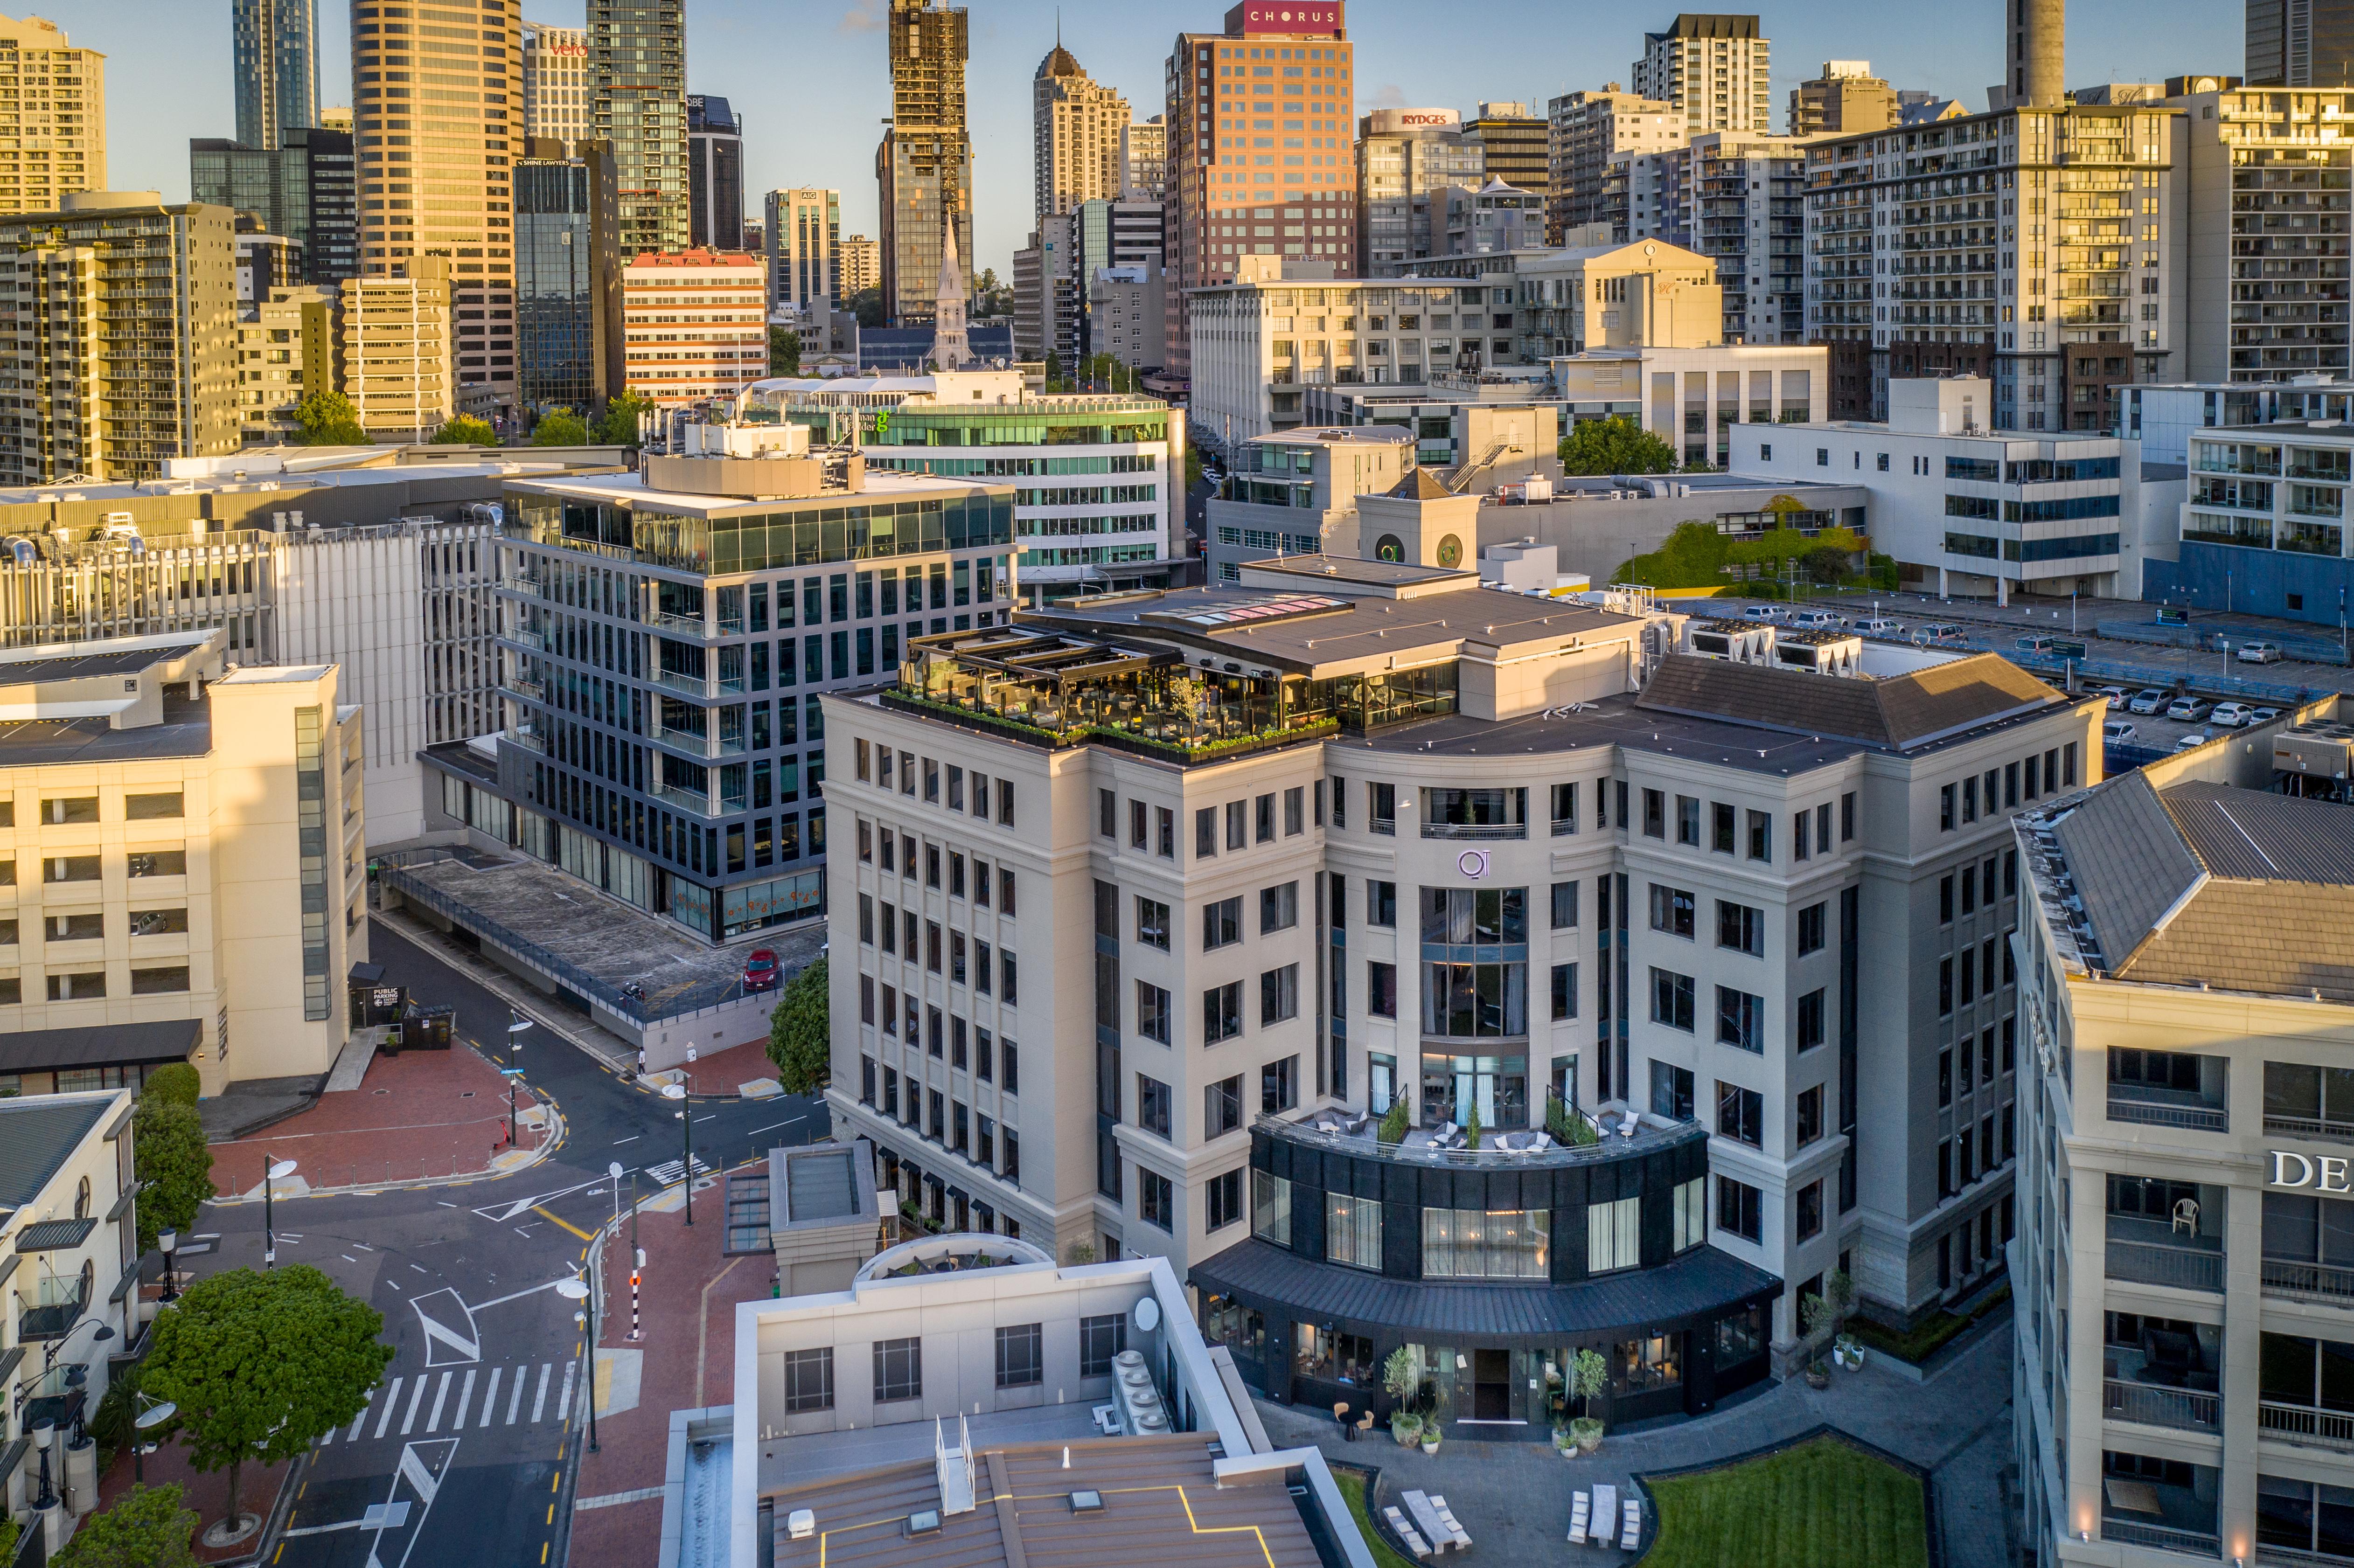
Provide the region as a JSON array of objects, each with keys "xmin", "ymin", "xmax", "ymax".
[{"xmin": 0, "ymin": 14, "xmax": 104, "ymax": 215}]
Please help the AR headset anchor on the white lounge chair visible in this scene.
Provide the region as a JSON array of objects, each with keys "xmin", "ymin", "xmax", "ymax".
[
  {"xmin": 1383, "ymin": 1505, "xmax": 1432, "ymax": 1560},
  {"xmin": 1568, "ymin": 1490, "xmax": 1590, "ymax": 1545},
  {"xmin": 1429, "ymin": 1495, "xmax": 1471, "ymax": 1549},
  {"xmin": 1617, "ymin": 1115, "xmax": 1637, "ymax": 1138},
  {"xmin": 1620, "ymin": 1496, "xmax": 1641, "ymax": 1550},
  {"xmin": 1092, "ymin": 1402, "xmax": 1121, "ymax": 1435}
]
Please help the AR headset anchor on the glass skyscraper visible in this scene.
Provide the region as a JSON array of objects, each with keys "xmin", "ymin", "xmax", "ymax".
[
  {"xmin": 515, "ymin": 139, "xmax": 621, "ymax": 414},
  {"xmin": 232, "ymin": 0, "xmax": 320, "ymax": 151}
]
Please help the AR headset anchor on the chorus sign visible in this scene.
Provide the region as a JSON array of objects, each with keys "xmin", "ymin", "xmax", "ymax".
[
  {"xmin": 2271, "ymin": 1151, "xmax": 2354, "ymax": 1192},
  {"xmin": 1236, "ymin": 2, "xmax": 1344, "ymax": 35}
]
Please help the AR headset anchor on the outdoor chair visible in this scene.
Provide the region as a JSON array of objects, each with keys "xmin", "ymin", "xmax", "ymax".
[
  {"xmin": 1620, "ymin": 1497, "xmax": 1641, "ymax": 1550},
  {"xmin": 1383, "ymin": 1506, "xmax": 1432, "ymax": 1560},
  {"xmin": 1568, "ymin": 1490, "xmax": 1589, "ymax": 1545}
]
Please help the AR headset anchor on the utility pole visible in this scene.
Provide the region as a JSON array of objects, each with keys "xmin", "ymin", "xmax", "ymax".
[{"xmin": 505, "ymin": 1012, "xmax": 533, "ymax": 1145}]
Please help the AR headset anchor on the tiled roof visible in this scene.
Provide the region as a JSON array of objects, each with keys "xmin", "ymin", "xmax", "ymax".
[
  {"xmin": 1637, "ymin": 651, "xmax": 2061, "ymax": 752},
  {"xmin": 0, "ymin": 1096, "xmax": 110, "ymax": 1213}
]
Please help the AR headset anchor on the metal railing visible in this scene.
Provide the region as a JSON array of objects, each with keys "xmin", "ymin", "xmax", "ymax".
[
  {"xmin": 501, "ymin": 727, "xmax": 545, "ymax": 755},
  {"xmin": 2263, "ymin": 1257, "xmax": 2354, "ymax": 1304},
  {"xmin": 2100, "ymin": 1520, "xmax": 2221, "ymax": 1558},
  {"xmin": 653, "ymin": 725, "xmax": 744, "ymax": 761},
  {"xmin": 2105, "ymin": 1095, "xmax": 2229, "ymax": 1133},
  {"xmin": 2261, "ymin": 1400, "xmax": 2354, "ymax": 1452},
  {"xmin": 2258, "ymin": 1541, "xmax": 2354, "ymax": 1567},
  {"xmin": 652, "ymin": 668, "xmax": 745, "ymax": 701},
  {"xmin": 1420, "ymin": 823, "xmax": 1528, "ymax": 841},
  {"xmin": 1254, "ymin": 1109, "xmax": 1700, "ymax": 1170},
  {"xmin": 2264, "ymin": 1115, "xmax": 2354, "ymax": 1144},
  {"xmin": 2103, "ymin": 1378, "xmax": 2219, "ymax": 1431},
  {"xmin": 649, "ymin": 781, "xmax": 724, "ymax": 819},
  {"xmin": 2106, "ymin": 1238, "xmax": 2225, "ymax": 1293},
  {"xmin": 644, "ymin": 609, "xmax": 741, "ymax": 642},
  {"xmin": 496, "ymin": 575, "xmax": 546, "ymax": 598}
]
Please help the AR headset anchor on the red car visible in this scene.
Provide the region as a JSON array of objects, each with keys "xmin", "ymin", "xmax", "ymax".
[{"xmin": 742, "ymin": 949, "xmax": 781, "ymax": 992}]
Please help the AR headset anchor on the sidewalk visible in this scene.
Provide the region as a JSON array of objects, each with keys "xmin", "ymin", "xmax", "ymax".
[
  {"xmin": 566, "ymin": 1160, "xmax": 776, "ymax": 1568},
  {"xmin": 83, "ymin": 1420, "xmax": 294, "ymax": 1564},
  {"xmin": 208, "ymin": 1042, "xmax": 547, "ymax": 1198}
]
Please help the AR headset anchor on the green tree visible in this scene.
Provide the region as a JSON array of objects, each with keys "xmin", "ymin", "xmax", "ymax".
[
  {"xmin": 142, "ymin": 1266, "xmax": 393, "ymax": 1534},
  {"xmin": 1075, "ymin": 353, "xmax": 1136, "ymax": 393},
  {"xmin": 973, "ymin": 267, "xmax": 1009, "ymax": 317},
  {"xmin": 768, "ymin": 326, "xmax": 802, "ymax": 377},
  {"xmin": 1186, "ymin": 445, "xmax": 1204, "ymax": 492},
  {"xmin": 1558, "ymin": 416, "xmax": 1678, "ymax": 477},
  {"xmin": 426, "ymin": 415, "xmax": 499, "ymax": 447},
  {"xmin": 766, "ymin": 957, "xmax": 829, "ymax": 1095},
  {"xmin": 50, "ymin": 1483, "xmax": 201, "ymax": 1568},
  {"xmin": 134, "ymin": 1096, "xmax": 214, "ymax": 1256},
  {"xmin": 141, "ymin": 1061, "xmax": 201, "ymax": 1109},
  {"xmin": 531, "ymin": 408, "xmax": 589, "ymax": 447},
  {"xmin": 1614, "ymin": 520, "xmax": 1731, "ymax": 589},
  {"xmin": 848, "ymin": 286, "xmax": 886, "ymax": 329},
  {"xmin": 292, "ymin": 390, "xmax": 369, "ymax": 446},
  {"xmin": 594, "ymin": 394, "xmax": 650, "ymax": 446}
]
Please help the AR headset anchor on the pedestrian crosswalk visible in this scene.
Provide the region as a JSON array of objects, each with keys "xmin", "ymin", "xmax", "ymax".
[
  {"xmin": 643, "ymin": 1155, "xmax": 714, "ymax": 1186},
  {"xmin": 320, "ymin": 1362, "xmax": 579, "ymax": 1449}
]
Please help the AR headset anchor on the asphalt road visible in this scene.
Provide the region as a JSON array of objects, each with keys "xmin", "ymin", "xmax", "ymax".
[{"xmin": 186, "ymin": 917, "xmax": 826, "ymax": 1568}]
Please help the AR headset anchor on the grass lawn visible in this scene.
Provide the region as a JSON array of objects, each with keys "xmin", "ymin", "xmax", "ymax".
[
  {"xmin": 1330, "ymin": 1469, "xmax": 1421, "ymax": 1568},
  {"xmin": 1641, "ymin": 1435, "xmax": 1929, "ymax": 1568}
]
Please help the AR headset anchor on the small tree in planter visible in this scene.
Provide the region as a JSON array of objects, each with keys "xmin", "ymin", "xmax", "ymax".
[
  {"xmin": 1378, "ymin": 1097, "xmax": 1410, "ymax": 1146},
  {"xmin": 1801, "ymin": 1275, "xmax": 1853, "ymax": 1387},
  {"xmin": 1567, "ymin": 1349, "xmax": 1609, "ymax": 1453},
  {"xmin": 1463, "ymin": 1101, "xmax": 1481, "ymax": 1151},
  {"xmin": 1389, "ymin": 1408, "xmax": 1423, "ymax": 1447}
]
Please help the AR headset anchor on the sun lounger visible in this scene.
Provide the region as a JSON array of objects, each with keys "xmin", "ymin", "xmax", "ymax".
[
  {"xmin": 1428, "ymin": 1495, "xmax": 1472, "ymax": 1549},
  {"xmin": 1568, "ymin": 1490, "xmax": 1589, "ymax": 1545},
  {"xmin": 1620, "ymin": 1496, "xmax": 1642, "ymax": 1550},
  {"xmin": 1383, "ymin": 1505, "xmax": 1432, "ymax": 1559}
]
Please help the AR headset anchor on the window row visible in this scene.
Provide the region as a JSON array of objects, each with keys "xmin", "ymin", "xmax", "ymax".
[
  {"xmin": 2, "ymin": 849, "xmax": 190, "ymax": 885},
  {"xmin": 1936, "ymin": 933, "xmax": 2013, "ymax": 1015},
  {"xmin": 854, "ymin": 819, "xmax": 1019, "ymax": 914},
  {"xmin": 1192, "ymin": 786, "xmax": 1309, "ymax": 858},
  {"xmin": 861, "ymin": 1057, "xmax": 1023, "ymax": 1183},
  {"xmin": 1936, "ymin": 1103, "xmax": 2015, "ymax": 1197},
  {"xmin": 1937, "ymin": 851, "xmax": 2017, "ymax": 923},
  {"xmin": 778, "ymin": 1315, "xmax": 1133, "ymax": 1412},
  {"xmin": 854, "ymin": 742, "xmax": 1018, "ymax": 828},
  {"xmin": 1647, "ymin": 969, "xmax": 1824, "ymax": 1054},
  {"xmin": 860, "ymin": 903, "xmax": 1018, "ymax": 1000},
  {"xmin": 0, "ymin": 965, "xmax": 193, "ymax": 1002},
  {"xmin": 860, "ymin": 990, "xmax": 1020, "ymax": 1090},
  {"xmin": 1641, "ymin": 788, "xmax": 1854, "ymax": 863},
  {"xmin": 0, "ymin": 792, "xmax": 185, "ymax": 826},
  {"xmin": 1939, "ymin": 744, "xmax": 2075, "ymax": 831}
]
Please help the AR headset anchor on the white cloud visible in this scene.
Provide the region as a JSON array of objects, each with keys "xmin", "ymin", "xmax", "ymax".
[
  {"xmin": 838, "ymin": 0, "xmax": 884, "ymax": 34},
  {"xmin": 1373, "ymin": 83, "xmax": 1406, "ymax": 110}
]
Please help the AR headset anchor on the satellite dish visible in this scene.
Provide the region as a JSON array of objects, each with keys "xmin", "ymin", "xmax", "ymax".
[
  {"xmin": 1133, "ymin": 1296, "xmax": 1162, "ymax": 1333},
  {"xmin": 136, "ymin": 1401, "xmax": 177, "ymax": 1430}
]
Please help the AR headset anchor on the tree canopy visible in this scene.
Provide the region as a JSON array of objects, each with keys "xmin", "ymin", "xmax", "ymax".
[
  {"xmin": 532, "ymin": 408, "xmax": 589, "ymax": 446},
  {"xmin": 427, "ymin": 415, "xmax": 499, "ymax": 448},
  {"xmin": 50, "ymin": 1484, "xmax": 202, "ymax": 1568},
  {"xmin": 848, "ymin": 287, "xmax": 886, "ymax": 329},
  {"xmin": 769, "ymin": 326, "xmax": 802, "ymax": 377},
  {"xmin": 1558, "ymin": 416, "xmax": 1678, "ymax": 477},
  {"xmin": 292, "ymin": 390, "xmax": 369, "ymax": 447},
  {"xmin": 766, "ymin": 957, "xmax": 829, "ymax": 1096},
  {"xmin": 141, "ymin": 1061, "xmax": 200, "ymax": 1108},
  {"xmin": 143, "ymin": 1266, "xmax": 393, "ymax": 1532},
  {"xmin": 1074, "ymin": 353, "xmax": 1138, "ymax": 393},
  {"xmin": 594, "ymin": 394, "xmax": 651, "ymax": 446},
  {"xmin": 1615, "ymin": 519, "xmax": 1868, "ymax": 592},
  {"xmin": 134, "ymin": 1097, "xmax": 214, "ymax": 1256}
]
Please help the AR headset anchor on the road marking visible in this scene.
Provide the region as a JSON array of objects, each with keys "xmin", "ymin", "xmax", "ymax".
[
  {"xmin": 748, "ymin": 1116, "xmax": 806, "ymax": 1135},
  {"xmin": 532, "ymin": 1206, "xmax": 594, "ymax": 1241},
  {"xmin": 529, "ymin": 1364, "xmax": 550, "ymax": 1424},
  {"xmin": 399, "ymin": 1375, "xmax": 428, "ymax": 1436},
  {"xmin": 477, "ymin": 1367, "xmax": 501, "ymax": 1428},
  {"xmin": 341, "ymin": 1254, "xmax": 357, "ymax": 1263},
  {"xmin": 610, "ymin": 1135, "xmax": 640, "ymax": 1145},
  {"xmin": 374, "ymin": 1378, "xmax": 405, "ymax": 1439},
  {"xmin": 410, "ymin": 1289, "xmax": 482, "ymax": 1366},
  {"xmin": 506, "ymin": 1366, "xmax": 527, "ymax": 1425},
  {"xmin": 452, "ymin": 1368, "xmax": 475, "ymax": 1429},
  {"xmin": 556, "ymin": 1359, "xmax": 577, "ymax": 1422},
  {"xmin": 436, "ymin": 1201, "xmax": 457, "ymax": 1209},
  {"xmin": 344, "ymin": 1393, "xmax": 374, "ymax": 1442},
  {"xmin": 575, "ymin": 1486, "xmax": 665, "ymax": 1512},
  {"xmin": 411, "ymin": 1263, "xmax": 430, "ymax": 1272},
  {"xmin": 425, "ymin": 1372, "xmax": 451, "ymax": 1432},
  {"xmin": 352, "ymin": 1243, "xmax": 374, "ymax": 1251}
]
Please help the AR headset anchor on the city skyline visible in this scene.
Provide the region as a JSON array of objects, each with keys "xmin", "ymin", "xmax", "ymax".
[{"xmin": 49, "ymin": 0, "xmax": 2238, "ymax": 275}]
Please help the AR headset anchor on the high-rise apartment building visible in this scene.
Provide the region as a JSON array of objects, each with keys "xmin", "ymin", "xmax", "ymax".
[
  {"xmin": 340, "ymin": 264, "xmax": 454, "ymax": 443},
  {"xmin": 234, "ymin": 282, "xmax": 338, "ymax": 443},
  {"xmin": 0, "ymin": 196, "xmax": 239, "ymax": 485},
  {"xmin": 1355, "ymin": 108, "xmax": 1483, "ymax": 276},
  {"xmin": 1545, "ymin": 87, "xmax": 1682, "ymax": 244},
  {"xmin": 1123, "ymin": 117, "xmax": 1169, "ymax": 201},
  {"xmin": 1633, "ymin": 14, "xmax": 1771, "ymax": 136},
  {"xmin": 1034, "ymin": 44, "xmax": 1129, "ymax": 221},
  {"xmin": 1163, "ymin": 0, "xmax": 1357, "ymax": 381},
  {"xmin": 1676, "ymin": 131, "xmax": 1805, "ymax": 344},
  {"xmin": 621, "ymin": 249, "xmax": 765, "ymax": 403},
  {"xmin": 840, "ymin": 234, "xmax": 882, "ymax": 299},
  {"xmin": 233, "ymin": 0, "xmax": 319, "ymax": 152},
  {"xmin": 1787, "ymin": 61, "xmax": 1898, "ymax": 139},
  {"xmin": 766, "ymin": 188, "xmax": 842, "ymax": 316},
  {"xmin": 523, "ymin": 21, "xmax": 592, "ymax": 146},
  {"xmin": 2248, "ymin": 0, "xmax": 2354, "ymax": 85},
  {"xmin": 189, "ymin": 127, "xmax": 358, "ymax": 286},
  {"xmin": 591, "ymin": 0, "xmax": 689, "ymax": 256},
  {"xmin": 1802, "ymin": 100, "xmax": 2184, "ymax": 429},
  {"xmin": 687, "ymin": 95, "xmax": 745, "ymax": 251},
  {"xmin": 350, "ymin": 0, "xmax": 520, "ymax": 420},
  {"xmin": 878, "ymin": 0, "xmax": 975, "ymax": 326},
  {"xmin": 1466, "ymin": 101, "xmax": 1549, "ymax": 205},
  {"xmin": 516, "ymin": 138, "xmax": 621, "ymax": 413},
  {"xmin": 0, "ymin": 14, "xmax": 105, "ymax": 215}
]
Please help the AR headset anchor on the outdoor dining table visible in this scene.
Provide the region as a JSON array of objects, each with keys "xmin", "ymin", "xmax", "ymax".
[{"xmin": 1589, "ymin": 1483, "xmax": 1617, "ymax": 1547}]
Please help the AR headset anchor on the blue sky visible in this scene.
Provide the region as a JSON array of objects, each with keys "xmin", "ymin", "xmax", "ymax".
[{"xmin": 52, "ymin": 0, "xmax": 2241, "ymax": 275}]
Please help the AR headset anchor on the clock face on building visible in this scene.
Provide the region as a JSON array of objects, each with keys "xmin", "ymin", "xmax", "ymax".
[{"xmin": 1436, "ymin": 534, "xmax": 1463, "ymax": 568}]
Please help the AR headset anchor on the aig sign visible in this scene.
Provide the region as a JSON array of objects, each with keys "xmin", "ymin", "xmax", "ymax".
[{"xmin": 2271, "ymin": 1151, "xmax": 2354, "ymax": 1193}]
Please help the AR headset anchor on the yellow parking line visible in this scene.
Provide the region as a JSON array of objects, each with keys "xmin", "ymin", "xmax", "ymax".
[{"xmin": 533, "ymin": 1206, "xmax": 593, "ymax": 1240}]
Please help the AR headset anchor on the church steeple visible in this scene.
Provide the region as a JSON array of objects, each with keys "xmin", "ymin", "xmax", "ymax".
[{"xmin": 931, "ymin": 214, "xmax": 971, "ymax": 371}]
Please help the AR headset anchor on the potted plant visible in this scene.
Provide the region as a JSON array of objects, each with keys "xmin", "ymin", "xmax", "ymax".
[
  {"xmin": 1463, "ymin": 1102, "xmax": 1482, "ymax": 1151},
  {"xmin": 1377, "ymin": 1097, "xmax": 1410, "ymax": 1146},
  {"xmin": 1390, "ymin": 1410, "xmax": 1423, "ymax": 1448},
  {"xmin": 1801, "ymin": 1272, "xmax": 1854, "ymax": 1389},
  {"xmin": 1567, "ymin": 1348, "xmax": 1609, "ymax": 1454},
  {"xmin": 1420, "ymin": 1425, "xmax": 1442, "ymax": 1456},
  {"xmin": 1834, "ymin": 1332, "xmax": 1865, "ymax": 1371},
  {"xmin": 1382, "ymin": 1346, "xmax": 1418, "ymax": 1414}
]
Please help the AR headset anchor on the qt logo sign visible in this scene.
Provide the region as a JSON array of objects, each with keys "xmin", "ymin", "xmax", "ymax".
[
  {"xmin": 1457, "ymin": 850, "xmax": 1489, "ymax": 879},
  {"xmin": 2271, "ymin": 1151, "xmax": 2354, "ymax": 1193}
]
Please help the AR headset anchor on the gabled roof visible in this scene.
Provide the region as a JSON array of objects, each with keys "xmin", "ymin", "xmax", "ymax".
[
  {"xmin": 1387, "ymin": 466, "xmax": 1455, "ymax": 500},
  {"xmin": 1635, "ymin": 651, "xmax": 2061, "ymax": 752},
  {"xmin": 2053, "ymin": 776, "xmax": 2354, "ymax": 1000}
]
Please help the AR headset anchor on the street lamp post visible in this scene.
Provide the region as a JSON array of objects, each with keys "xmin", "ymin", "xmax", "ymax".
[
  {"xmin": 29, "ymin": 1419, "xmax": 55, "ymax": 1511},
  {"xmin": 263, "ymin": 1158, "xmax": 297, "ymax": 1267},
  {"xmin": 158, "ymin": 1228, "xmax": 179, "ymax": 1303},
  {"xmin": 662, "ymin": 1082, "xmax": 694, "ymax": 1226},
  {"xmin": 555, "ymin": 1274, "xmax": 598, "ymax": 1453},
  {"xmin": 506, "ymin": 1013, "xmax": 534, "ymax": 1146}
]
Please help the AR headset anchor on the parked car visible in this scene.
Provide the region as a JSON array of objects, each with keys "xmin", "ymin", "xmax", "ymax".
[
  {"xmin": 2103, "ymin": 721, "xmax": 2138, "ymax": 746},
  {"xmin": 1788, "ymin": 609, "xmax": 1848, "ymax": 630},
  {"xmin": 2126, "ymin": 688, "xmax": 2171, "ymax": 715},
  {"xmin": 1856, "ymin": 617, "xmax": 1907, "ymax": 638},
  {"xmin": 2210, "ymin": 701, "xmax": 2257, "ymax": 728},
  {"xmin": 1913, "ymin": 623, "xmax": 1969, "ymax": 645},
  {"xmin": 2015, "ymin": 635, "xmax": 2089, "ymax": 659},
  {"xmin": 2175, "ymin": 732, "xmax": 2213, "ymax": 751},
  {"xmin": 742, "ymin": 948, "xmax": 782, "ymax": 992},
  {"xmin": 2248, "ymin": 707, "xmax": 2284, "ymax": 725},
  {"xmin": 2236, "ymin": 641, "xmax": 2286, "ymax": 664},
  {"xmin": 1739, "ymin": 604, "xmax": 1786, "ymax": 623},
  {"xmin": 2094, "ymin": 686, "xmax": 2130, "ymax": 710},
  {"xmin": 2166, "ymin": 696, "xmax": 2215, "ymax": 722}
]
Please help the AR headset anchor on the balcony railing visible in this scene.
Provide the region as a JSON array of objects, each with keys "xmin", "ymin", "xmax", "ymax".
[
  {"xmin": 652, "ymin": 668, "xmax": 744, "ymax": 701},
  {"xmin": 2106, "ymin": 1237, "xmax": 2225, "ymax": 1293},
  {"xmin": 2106, "ymin": 1094, "xmax": 2229, "ymax": 1132},
  {"xmin": 2260, "ymin": 1400, "xmax": 2354, "ymax": 1453},
  {"xmin": 2263, "ymin": 1257, "xmax": 2354, "ymax": 1304},
  {"xmin": 18, "ymin": 1287, "xmax": 88, "ymax": 1341},
  {"xmin": 2101, "ymin": 1520, "xmax": 2221, "ymax": 1557},
  {"xmin": 645, "ymin": 609, "xmax": 742, "ymax": 642},
  {"xmin": 649, "ymin": 782, "xmax": 740, "ymax": 819},
  {"xmin": 653, "ymin": 724, "xmax": 744, "ymax": 761},
  {"xmin": 1420, "ymin": 822, "xmax": 1528, "ymax": 841},
  {"xmin": 2264, "ymin": 1114, "xmax": 2354, "ymax": 1145},
  {"xmin": 2104, "ymin": 1379, "xmax": 2220, "ymax": 1431},
  {"xmin": 501, "ymin": 727, "xmax": 545, "ymax": 756}
]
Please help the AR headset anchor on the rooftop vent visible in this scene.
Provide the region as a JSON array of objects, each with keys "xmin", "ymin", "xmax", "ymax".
[{"xmin": 1070, "ymin": 1490, "xmax": 1106, "ymax": 1513}]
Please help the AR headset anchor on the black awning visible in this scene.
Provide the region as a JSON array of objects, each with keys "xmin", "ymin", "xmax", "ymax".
[
  {"xmin": 16, "ymin": 1216, "xmax": 98, "ymax": 1252},
  {"xmin": 1189, "ymin": 1238, "xmax": 1782, "ymax": 1342},
  {"xmin": 349, "ymin": 962, "xmax": 386, "ymax": 985},
  {"xmin": 0, "ymin": 1018, "xmax": 199, "ymax": 1076}
]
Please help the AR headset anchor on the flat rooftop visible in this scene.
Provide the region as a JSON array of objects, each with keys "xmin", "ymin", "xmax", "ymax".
[
  {"xmin": 0, "ymin": 692, "xmax": 211, "ymax": 763},
  {"xmin": 767, "ymin": 1435, "xmax": 1325, "ymax": 1568},
  {"xmin": 499, "ymin": 464, "xmax": 1010, "ymax": 517}
]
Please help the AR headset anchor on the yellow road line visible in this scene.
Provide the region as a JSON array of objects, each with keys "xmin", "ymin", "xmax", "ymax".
[{"xmin": 534, "ymin": 1206, "xmax": 593, "ymax": 1240}]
